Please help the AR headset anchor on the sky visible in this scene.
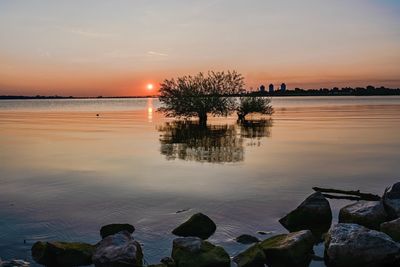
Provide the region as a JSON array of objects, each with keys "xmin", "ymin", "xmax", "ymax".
[{"xmin": 0, "ymin": 0, "xmax": 399, "ymax": 96}]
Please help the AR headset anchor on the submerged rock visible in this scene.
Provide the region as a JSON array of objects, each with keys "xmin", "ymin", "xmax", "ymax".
[
  {"xmin": 279, "ymin": 192, "xmax": 332, "ymax": 236},
  {"xmin": 259, "ymin": 230, "xmax": 314, "ymax": 267},
  {"xmin": 381, "ymin": 218, "xmax": 400, "ymax": 242},
  {"xmin": 31, "ymin": 241, "xmax": 94, "ymax": 266},
  {"xmin": 171, "ymin": 237, "xmax": 230, "ymax": 267},
  {"xmin": 339, "ymin": 200, "xmax": 388, "ymax": 229},
  {"xmin": 100, "ymin": 223, "xmax": 135, "ymax": 239},
  {"xmin": 235, "ymin": 234, "xmax": 260, "ymax": 244},
  {"xmin": 325, "ymin": 223, "xmax": 400, "ymax": 267},
  {"xmin": 383, "ymin": 182, "xmax": 400, "ymax": 219},
  {"xmin": 233, "ymin": 244, "xmax": 266, "ymax": 267},
  {"xmin": 172, "ymin": 213, "xmax": 216, "ymax": 240},
  {"xmin": 92, "ymin": 230, "xmax": 143, "ymax": 267},
  {"xmin": 148, "ymin": 257, "xmax": 176, "ymax": 267},
  {"xmin": 0, "ymin": 259, "xmax": 30, "ymax": 267}
]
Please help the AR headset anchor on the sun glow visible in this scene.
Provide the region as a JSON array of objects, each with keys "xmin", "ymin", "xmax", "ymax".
[{"xmin": 147, "ymin": 83, "xmax": 154, "ymax": 91}]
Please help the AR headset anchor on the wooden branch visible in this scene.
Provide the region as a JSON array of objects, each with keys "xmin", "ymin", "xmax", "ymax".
[
  {"xmin": 322, "ymin": 193, "xmax": 362, "ymax": 201},
  {"xmin": 313, "ymin": 187, "xmax": 381, "ymax": 201}
]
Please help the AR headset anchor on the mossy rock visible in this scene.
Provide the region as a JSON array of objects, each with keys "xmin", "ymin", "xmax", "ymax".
[
  {"xmin": 31, "ymin": 241, "xmax": 94, "ymax": 266},
  {"xmin": 172, "ymin": 213, "xmax": 216, "ymax": 240},
  {"xmin": 172, "ymin": 237, "xmax": 230, "ymax": 267},
  {"xmin": 233, "ymin": 244, "xmax": 266, "ymax": 267},
  {"xmin": 259, "ymin": 230, "xmax": 314, "ymax": 267},
  {"xmin": 100, "ymin": 223, "xmax": 135, "ymax": 239}
]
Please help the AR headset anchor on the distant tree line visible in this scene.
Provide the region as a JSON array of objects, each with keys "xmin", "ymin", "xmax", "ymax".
[{"xmin": 248, "ymin": 85, "xmax": 400, "ymax": 97}]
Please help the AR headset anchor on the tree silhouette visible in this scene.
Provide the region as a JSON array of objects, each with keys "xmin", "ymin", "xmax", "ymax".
[
  {"xmin": 158, "ymin": 71, "xmax": 245, "ymax": 125},
  {"xmin": 236, "ymin": 96, "xmax": 273, "ymax": 121}
]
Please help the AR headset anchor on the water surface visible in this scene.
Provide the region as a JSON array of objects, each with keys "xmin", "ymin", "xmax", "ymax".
[{"xmin": 0, "ymin": 96, "xmax": 399, "ymax": 266}]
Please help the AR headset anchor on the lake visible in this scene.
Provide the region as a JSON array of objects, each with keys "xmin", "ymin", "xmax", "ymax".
[{"xmin": 0, "ymin": 96, "xmax": 399, "ymax": 266}]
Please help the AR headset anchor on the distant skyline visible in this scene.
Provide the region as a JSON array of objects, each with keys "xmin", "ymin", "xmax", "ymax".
[{"xmin": 1, "ymin": 0, "xmax": 399, "ymax": 96}]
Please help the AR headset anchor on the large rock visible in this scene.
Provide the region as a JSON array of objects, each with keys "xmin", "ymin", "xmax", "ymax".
[
  {"xmin": 100, "ymin": 223, "xmax": 135, "ymax": 239},
  {"xmin": 339, "ymin": 201, "xmax": 388, "ymax": 229},
  {"xmin": 279, "ymin": 192, "xmax": 332, "ymax": 236},
  {"xmin": 325, "ymin": 223, "xmax": 400, "ymax": 267},
  {"xmin": 31, "ymin": 241, "xmax": 94, "ymax": 266},
  {"xmin": 0, "ymin": 259, "xmax": 30, "ymax": 267},
  {"xmin": 383, "ymin": 182, "xmax": 400, "ymax": 219},
  {"xmin": 172, "ymin": 213, "xmax": 216, "ymax": 240},
  {"xmin": 259, "ymin": 230, "xmax": 314, "ymax": 267},
  {"xmin": 92, "ymin": 230, "xmax": 143, "ymax": 267},
  {"xmin": 171, "ymin": 237, "xmax": 230, "ymax": 267},
  {"xmin": 381, "ymin": 218, "xmax": 400, "ymax": 242},
  {"xmin": 233, "ymin": 244, "xmax": 266, "ymax": 267}
]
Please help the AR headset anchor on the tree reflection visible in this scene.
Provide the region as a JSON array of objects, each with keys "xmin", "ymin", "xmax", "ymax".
[{"xmin": 158, "ymin": 119, "xmax": 273, "ymax": 163}]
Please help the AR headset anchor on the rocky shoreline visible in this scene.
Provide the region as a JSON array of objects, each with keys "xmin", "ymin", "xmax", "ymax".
[{"xmin": 2, "ymin": 182, "xmax": 400, "ymax": 267}]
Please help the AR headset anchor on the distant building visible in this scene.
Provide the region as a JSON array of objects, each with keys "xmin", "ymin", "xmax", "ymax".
[
  {"xmin": 281, "ymin": 83, "xmax": 287, "ymax": 92},
  {"xmin": 269, "ymin": 84, "xmax": 274, "ymax": 93},
  {"xmin": 259, "ymin": 85, "xmax": 265, "ymax": 93}
]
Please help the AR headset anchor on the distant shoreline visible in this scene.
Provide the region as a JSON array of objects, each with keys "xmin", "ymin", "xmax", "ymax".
[{"xmin": 1, "ymin": 87, "xmax": 400, "ymax": 100}]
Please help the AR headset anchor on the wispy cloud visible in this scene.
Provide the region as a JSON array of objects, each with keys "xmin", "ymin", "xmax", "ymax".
[
  {"xmin": 147, "ymin": 51, "xmax": 168, "ymax": 57},
  {"xmin": 54, "ymin": 26, "xmax": 114, "ymax": 39}
]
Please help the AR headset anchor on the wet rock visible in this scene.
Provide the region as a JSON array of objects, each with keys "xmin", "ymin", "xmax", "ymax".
[
  {"xmin": 235, "ymin": 234, "xmax": 260, "ymax": 244},
  {"xmin": 233, "ymin": 244, "xmax": 266, "ymax": 267},
  {"xmin": 383, "ymin": 182, "xmax": 400, "ymax": 219},
  {"xmin": 259, "ymin": 230, "xmax": 314, "ymax": 267},
  {"xmin": 0, "ymin": 259, "xmax": 30, "ymax": 267},
  {"xmin": 172, "ymin": 213, "xmax": 216, "ymax": 240},
  {"xmin": 93, "ymin": 230, "xmax": 143, "ymax": 267},
  {"xmin": 325, "ymin": 223, "xmax": 400, "ymax": 267},
  {"xmin": 148, "ymin": 257, "xmax": 175, "ymax": 267},
  {"xmin": 171, "ymin": 237, "xmax": 230, "ymax": 267},
  {"xmin": 279, "ymin": 192, "xmax": 332, "ymax": 236},
  {"xmin": 31, "ymin": 241, "xmax": 94, "ymax": 266},
  {"xmin": 100, "ymin": 223, "xmax": 135, "ymax": 239},
  {"xmin": 339, "ymin": 201, "xmax": 388, "ymax": 229},
  {"xmin": 381, "ymin": 218, "xmax": 400, "ymax": 242}
]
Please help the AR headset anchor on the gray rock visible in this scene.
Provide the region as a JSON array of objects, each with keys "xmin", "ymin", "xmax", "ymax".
[
  {"xmin": 325, "ymin": 223, "xmax": 400, "ymax": 267},
  {"xmin": 279, "ymin": 192, "xmax": 332, "ymax": 236},
  {"xmin": 339, "ymin": 201, "xmax": 388, "ymax": 229},
  {"xmin": 172, "ymin": 213, "xmax": 216, "ymax": 240},
  {"xmin": 381, "ymin": 218, "xmax": 400, "ymax": 242},
  {"xmin": 259, "ymin": 230, "xmax": 315, "ymax": 267},
  {"xmin": 92, "ymin": 230, "xmax": 143, "ymax": 267},
  {"xmin": 100, "ymin": 223, "xmax": 135, "ymax": 239},
  {"xmin": 383, "ymin": 182, "xmax": 400, "ymax": 219},
  {"xmin": 171, "ymin": 237, "xmax": 230, "ymax": 267},
  {"xmin": 31, "ymin": 241, "xmax": 94, "ymax": 266},
  {"xmin": 0, "ymin": 259, "xmax": 30, "ymax": 267}
]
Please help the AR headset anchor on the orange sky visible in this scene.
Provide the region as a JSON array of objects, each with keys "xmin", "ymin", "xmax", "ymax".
[{"xmin": 1, "ymin": 0, "xmax": 399, "ymax": 96}]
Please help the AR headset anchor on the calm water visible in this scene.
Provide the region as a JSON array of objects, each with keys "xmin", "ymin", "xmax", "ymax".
[{"xmin": 0, "ymin": 96, "xmax": 399, "ymax": 266}]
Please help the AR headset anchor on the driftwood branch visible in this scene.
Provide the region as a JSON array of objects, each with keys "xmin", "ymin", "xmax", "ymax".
[{"xmin": 313, "ymin": 187, "xmax": 381, "ymax": 201}]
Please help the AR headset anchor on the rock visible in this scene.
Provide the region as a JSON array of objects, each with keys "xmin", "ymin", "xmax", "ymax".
[
  {"xmin": 279, "ymin": 192, "xmax": 332, "ymax": 236},
  {"xmin": 259, "ymin": 230, "xmax": 314, "ymax": 267},
  {"xmin": 148, "ymin": 257, "xmax": 176, "ymax": 267},
  {"xmin": 172, "ymin": 213, "xmax": 216, "ymax": 240},
  {"xmin": 0, "ymin": 259, "xmax": 30, "ymax": 267},
  {"xmin": 235, "ymin": 234, "xmax": 260, "ymax": 244},
  {"xmin": 325, "ymin": 223, "xmax": 400, "ymax": 267},
  {"xmin": 171, "ymin": 237, "xmax": 230, "ymax": 267},
  {"xmin": 100, "ymin": 223, "xmax": 135, "ymax": 239},
  {"xmin": 233, "ymin": 244, "xmax": 266, "ymax": 267},
  {"xmin": 339, "ymin": 201, "xmax": 388, "ymax": 229},
  {"xmin": 92, "ymin": 230, "xmax": 143, "ymax": 267},
  {"xmin": 31, "ymin": 241, "xmax": 94, "ymax": 267},
  {"xmin": 383, "ymin": 182, "xmax": 400, "ymax": 219},
  {"xmin": 381, "ymin": 218, "xmax": 400, "ymax": 242}
]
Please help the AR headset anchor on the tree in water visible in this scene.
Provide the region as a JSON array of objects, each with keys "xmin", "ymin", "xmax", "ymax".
[
  {"xmin": 158, "ymin": 71, "xmax": 245, "ymax": 125},
  {"xmin": 236, "ymin": 96, "xmax": 273, "ymax": 121}
]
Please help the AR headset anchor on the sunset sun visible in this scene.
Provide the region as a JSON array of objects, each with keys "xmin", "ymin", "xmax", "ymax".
[{"xmin": 147, "ymin": 83, "xmax": 154, "ymax": 91}]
